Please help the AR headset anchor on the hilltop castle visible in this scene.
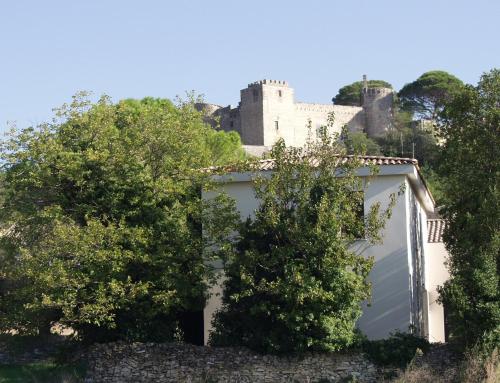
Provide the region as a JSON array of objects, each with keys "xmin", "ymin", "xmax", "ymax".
[{"xmin": 197, "ymin": 76, "xmax": 394, "ymax": 151}]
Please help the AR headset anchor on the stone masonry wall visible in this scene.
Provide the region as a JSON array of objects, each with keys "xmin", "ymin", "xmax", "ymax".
[{"xmin": 85, "ymin": 342, "xmax": 379, "ymax": 383}]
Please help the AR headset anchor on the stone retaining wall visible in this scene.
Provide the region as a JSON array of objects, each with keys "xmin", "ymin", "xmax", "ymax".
[{"xmin": 85, "ymin": 342, "xmax": 378, "ymax": 383}]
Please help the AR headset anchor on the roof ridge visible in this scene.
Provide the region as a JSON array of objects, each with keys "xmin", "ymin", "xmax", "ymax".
[{"xmin": 255, "ymin": 154, "xmax": 418, "ymax": 163}]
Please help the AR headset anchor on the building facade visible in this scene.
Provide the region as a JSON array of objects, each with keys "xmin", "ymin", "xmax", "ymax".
[{"xmin": 202, "ymin": 156, "xmax": 449, "ymax": 344}]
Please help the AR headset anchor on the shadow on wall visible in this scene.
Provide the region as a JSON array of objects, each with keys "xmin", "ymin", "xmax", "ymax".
[{"xmin": 357, "ymin": 247, "xmax": 411, "ymax": 340}]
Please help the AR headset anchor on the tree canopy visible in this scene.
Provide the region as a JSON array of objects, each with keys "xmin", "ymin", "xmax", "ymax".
[
  {"xmin": 343, "ymin": 131, "xmax": 382, "ymax": 156},
  {"xmin": 0, "ymin": 94, "xmax": 242, "ymax": 343},
  {"xmin": 210, "ymin": 131, "xmax": 398, "ymax": 354},
  {"xmin": 398, "ymin": 71, "xmax": 464, "ymax": 120},
  {"xmin": 333, "ymin": 80, "xmax": 392, "ymax": 106},
  {"xmin": 437, "ymin": 69, "xmax": 500, "ymax": 348},
  {"xmin": 374, "ymin": 127, "xmax": 440, "ymax": 168}
]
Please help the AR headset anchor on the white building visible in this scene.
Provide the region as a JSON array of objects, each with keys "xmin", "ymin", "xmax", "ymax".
[{"xmin": 202, "ymin": 156, "xmax": 449, "ymax": 344}]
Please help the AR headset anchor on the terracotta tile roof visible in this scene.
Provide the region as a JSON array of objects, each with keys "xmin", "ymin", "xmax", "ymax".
[
  {"xmin": 204, "ymin": 155, "xmax": 418, "ymax": 173},
  {"xmin": 427, "ymin": 219, "xmax": 446, "ymax": 243},
  {"xmin": 254, "ymin": 156, "xmax": 418, "ymax": 171}
]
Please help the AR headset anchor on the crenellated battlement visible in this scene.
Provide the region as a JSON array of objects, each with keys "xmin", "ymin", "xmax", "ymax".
[
  {"xmin": 363, "ymin": 87, "xmax": 393, "ymax": 97},
  {"xmin": 249, "ymin": 79, "xmax": 289, "ymax": 87}
]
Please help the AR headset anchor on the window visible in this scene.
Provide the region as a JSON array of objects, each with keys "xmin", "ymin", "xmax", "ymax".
[
  {"xmin": 278, "ymin": 90, "xmax": 282, "ymax": 97},
  {"xmin": 230, "ymin": 120, "xmax": 234, "ymax": 128},
  {"xmin": 253, "ymin": 89, "xmax": 258, "ymax": 102},
  {"xmin": 275, "ymin": 121, "xmax": 279, "ymax": 131}
]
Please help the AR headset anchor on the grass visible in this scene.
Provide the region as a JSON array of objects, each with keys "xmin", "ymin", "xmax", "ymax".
[{"xmin": 0, "ymin": 362, "xmax": 85, "ymax": 383}]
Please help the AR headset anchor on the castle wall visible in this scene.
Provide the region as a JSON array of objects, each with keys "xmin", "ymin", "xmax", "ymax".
[
  {"xmin": 244, "ymin": 80, "xmax": 365, "ymax": 147},
  {"xmin": 217, "ymin": 106, "xmax": 241, "ymax": 137},
  {"xmin": 283, "ymin": 103, "xmax": 363, "ymax": 146},
  {"xmin": 200, "ymin": 80, "xmax": 393, "ymax": 150}
]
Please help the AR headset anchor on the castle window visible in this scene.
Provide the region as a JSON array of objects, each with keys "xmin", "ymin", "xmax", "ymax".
[
  {"xmin": 230, "ymin": 121, "xmax": 234, "ymax": 128},
  {"xmin": 275, "ymin": 121, "xmax": 279, "ymax": 131},
  {"xmin": 253, "ymin": 89, "xmax": 258, "ymax": 102},
  {"xmin": 278, "ymin": 90, "xmax": 282, "ymax": 97}
]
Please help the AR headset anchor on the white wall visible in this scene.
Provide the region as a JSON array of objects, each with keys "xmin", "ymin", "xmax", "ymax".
[
  {"xmin": 424, "ymin": 242, "xmax": 449, "ymax": 343},
  {"xmin": 355, "ymin": 175, "xmax": 412, "ymax": 339}
]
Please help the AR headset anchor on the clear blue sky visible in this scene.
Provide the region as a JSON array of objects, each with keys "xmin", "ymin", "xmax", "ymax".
[{"xmin": 1, "ymin": 0, "xmax": 499, "ymax": 132}]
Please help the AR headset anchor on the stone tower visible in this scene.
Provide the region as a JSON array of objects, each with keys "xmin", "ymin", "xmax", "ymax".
[
  {"xmin": 239, "ymin": 80, "xmax": 294, "ymax": 146},
  {"xmin": 361, "ymin": 75, "xmax": 394, "ymax": 136}
]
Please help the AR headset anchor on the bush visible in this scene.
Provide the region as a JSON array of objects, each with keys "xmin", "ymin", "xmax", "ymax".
[
  {"xmin": 459, "ymin": 328, "xmax": 500, "ymax": 383},
  {"xmin": 0, "ymin": 362, "xmax": 86, "ymax": 383},
  {"xmin": 362, "ymin": 331, "xmax": 430, "ymax": 368}
]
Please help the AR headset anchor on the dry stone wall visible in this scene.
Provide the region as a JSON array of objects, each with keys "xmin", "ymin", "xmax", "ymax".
[{"xmin": 85, "ymin": 342, "xmax": 379, "ymax": 383}]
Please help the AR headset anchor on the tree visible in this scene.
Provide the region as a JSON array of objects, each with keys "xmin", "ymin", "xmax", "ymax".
[
  {"xmin": 0, "ymin": 93, "xmax": 241, "ymax": 343},
  {"xmin": 343, "ymin": 131, "xmax": 382, "ymax": 155},
  {"xmin": 398, "ymin": 71, "xmax": 464, "ymax": 121},
  {"xmin": 210, "ymin": 131, "xmax": 398, "ymax": 354},
  {"xmin": 205, "ymin": 130, "xmax": 247, "ymax": 164},
  {"xmin": 333, "ymin": 80, "xmax": 392, "ymax": 106},
  {"xmin": 374, "ymin": 128, "xmax": 440, "ymax": 167},
  {"xmin": 437, "ymin": 69, "xmax": 500, "ymax": 348}
]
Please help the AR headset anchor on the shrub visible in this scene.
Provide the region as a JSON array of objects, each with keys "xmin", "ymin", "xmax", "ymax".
[
  {"xmin": 459, "ymin": 328, "xmax": 500, "ymax": 383},
  {"xmin": 362, "ymin": 331, "xmax": 430, "ymax": 368}
]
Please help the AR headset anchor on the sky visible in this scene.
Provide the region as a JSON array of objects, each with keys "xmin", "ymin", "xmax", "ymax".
[{"xmin": 1, "ymin": 0, "xmax": 499, "ymax": 133}]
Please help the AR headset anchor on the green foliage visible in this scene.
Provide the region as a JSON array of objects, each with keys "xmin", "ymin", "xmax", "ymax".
[
  {"xmin": 205, "ymin": 130, "xmax": 247, "ymax": 165},
  {"xmin": 459, "ymin": 328, "xmax": 500, "ymax": 383},
  {"xmin": 333, "ymin": 80, "xmax": 392, "ymax": 106},
  {"xmin": 398, "ymin": 70, "xmax": 464, "ymax": 120},
  {"xmin": 437, "ymin": 69, "xmax": 500, "ymax": 348},
  {"xmin": 0, "ymin": 93, "xmax": 242, "ymax": 343},
  {"xmin": 374, "ymin": 127, "xmax": 440, "ymax": 167},
  {"xmin": 373, "ymin": 105, "xmax": 444, "ymax": 203},
  {"xmin": 362, "ymin": 331, "xmax": 430, "ymax": 368},
  {"xmin": 0, "ymin": 362, "xmax": 85, "ymax": 383},
  {"xmin": 343, "ymin": 131, "xmax": 382, "ymax": 156},
  {"xmin": 392, "ymin": 110, "xmax": 414, "ymax": 131},
  {"xmin": 210, "ymin": 130, "xmax": 398, "ymax": 354},
  {"xmin": 419, "ymin": 165, "xmax": 445, "ymax": 205}
]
